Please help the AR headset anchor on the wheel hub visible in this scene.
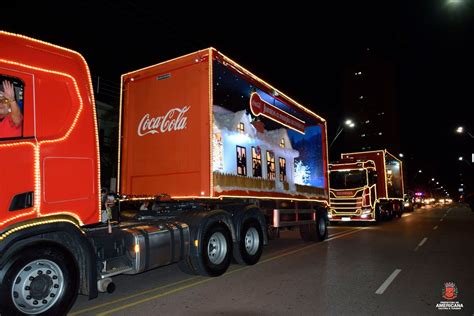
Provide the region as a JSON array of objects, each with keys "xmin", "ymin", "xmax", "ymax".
[
  {"xmin": 30, "ymin": 274, "xmax": 53, "ymax": 300},
  {"xmin": 244, "ymin": 227, "xmax": 259, "ymax": 255},
  {"xmin": 11, "ymin": 259, "xmax": 64, "ymax": 314},
  {"xmin": 207, "ymin": 232, "xmax": 227, "ymax": 265}
]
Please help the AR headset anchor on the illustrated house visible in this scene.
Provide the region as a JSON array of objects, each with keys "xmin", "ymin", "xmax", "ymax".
[{"xmin": 212, "ymin": 105, "xmax": 300, "ymax": 193}]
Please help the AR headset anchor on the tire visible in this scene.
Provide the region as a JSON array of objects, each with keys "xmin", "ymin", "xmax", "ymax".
[
  {"xmin": 0, "ymin": 246, "xmax": 79, "ymax": 316},
  {"xmin": 233, "ymin": 219, "xmax": 263, "ymax": 265},
  {"xmin": 193, "ymin": 222, "xmax": 232, "ymax": 277},
  {"xmin": 300, "ymin": 211, "xmax": 328, "ymax": 242}
]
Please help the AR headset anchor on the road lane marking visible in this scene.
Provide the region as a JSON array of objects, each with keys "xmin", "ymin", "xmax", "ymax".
[
  {"xmin": 402, "ymin": 213, "xmax": 412, "ymax": 217},
  {"xmin": 375, "ymin": 269, "xmax": 401, "ymax": 295},
  {"xmin": 414, "ymin": 237, "xmax": 428, "ymax": 251},
  {"xmin": 433, "ymin": 225, "xmax": 438, "ymax": 230},
  {"xmin": 440, "ymin": 218, "xmax": 444, "ymax": 222},
  {"xmin": 69, "ymin": 276, "xmax": 202, "ymax": 315},
  {"xmin": 95, "ymin": 228, "xmax": 368, "ymax": 315}
]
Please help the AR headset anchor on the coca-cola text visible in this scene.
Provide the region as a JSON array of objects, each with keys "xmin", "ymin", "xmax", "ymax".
[{"xmin": 137, "ymin": 106, "xmax": 190, "ymax": 136}]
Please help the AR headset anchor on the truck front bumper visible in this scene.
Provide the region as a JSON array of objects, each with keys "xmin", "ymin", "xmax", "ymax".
[{"xmin": 328, "ymin": 211, "xmax": 375, "ymax": 222}]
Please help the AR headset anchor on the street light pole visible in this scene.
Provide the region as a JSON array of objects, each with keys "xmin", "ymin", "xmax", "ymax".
[
  {"xmin": 329, "ymin": 119, "xmax": 355, "ymax": 149},
  {"xmin": 329, "ymin": 126, "xmax": 345, "ymax": 148}
]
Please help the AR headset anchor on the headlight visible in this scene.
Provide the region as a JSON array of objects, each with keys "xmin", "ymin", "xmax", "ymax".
[{"xmin": 404, "ymin": 202, "xmax": 410, "ymax": 207}]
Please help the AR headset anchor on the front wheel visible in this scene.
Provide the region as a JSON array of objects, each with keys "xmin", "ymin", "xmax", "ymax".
[
  {"xmin": 233, "ymin": 219, "xmax": 263, "ymax": 265},
  {"xmin": 191, "ymin": 222, "xmax": 232, "ymax": 277},
  {"xmin": 0, "ymin": 246, "xmax": 78, "ymax": 316}
]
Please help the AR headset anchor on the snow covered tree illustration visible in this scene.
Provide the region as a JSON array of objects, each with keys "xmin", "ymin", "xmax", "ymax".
[{"xmin": 294, "ymin": 160, "xmax": 310, "ymax": 185}]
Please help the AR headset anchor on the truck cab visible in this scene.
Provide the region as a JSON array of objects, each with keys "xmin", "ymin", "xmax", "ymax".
[
  {"xmin": 328, "ymin": 160, "xmax": 378, "ymax": 221},
  {"xmin": 328, "ymin": 150, "xmax": 404, "ymax": 222}
]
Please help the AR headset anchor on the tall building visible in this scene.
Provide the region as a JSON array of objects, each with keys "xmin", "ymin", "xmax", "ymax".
[{"xmin": 341, "ymin": 49, "xmax": 400, "ymax": 154}]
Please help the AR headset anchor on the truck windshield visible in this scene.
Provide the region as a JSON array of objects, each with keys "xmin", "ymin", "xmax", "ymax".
[{"xmin": 330, "ymin": 170, "xmax": 367, "ymax": 189}]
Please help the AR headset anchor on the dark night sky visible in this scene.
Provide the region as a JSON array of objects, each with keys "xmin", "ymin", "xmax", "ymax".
[{"xmin": 2, "ymin": 1, "xmax": 473, "ymax": 196}]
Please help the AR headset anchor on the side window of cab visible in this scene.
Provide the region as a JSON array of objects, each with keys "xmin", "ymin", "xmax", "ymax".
[{"xmin": 0, "ymin": 75, "xmax": 25, "ymax": 140}]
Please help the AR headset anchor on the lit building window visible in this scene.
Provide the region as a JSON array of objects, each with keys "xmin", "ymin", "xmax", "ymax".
[
  {"xmin": 266, "ymin": 151, "xmax": 275, "ymax": 180},
  {"xmin": 279, "ymin": 157, "xmax": 286, "ymax": 182},
  {"xmin": 236, "ymin": 146, "xmax": 247, "ymax": 176},
  {"xmin": 280, "ymin": 138, "xmax": 285, "ymax": 148},
  {"xmin": 237, "ymin": 122, "xmax": 245, "ymax": 134},
  {"xmin": 365, "ymin": 120, "xmax": 370, "ymax": 124},
  {"xmin": 361, "ymin": 134, "xmax": 366, "ymax": 137},
  {"xmin": 359, "ymin": 95, "xmax": 364, "ymax": 99},
  {"xmin": 378, "ymin": 132, "xmax": 383, "ymax": 136},
  {"xmin": 252, "ymin": 146, "xmax": 262, "ymax": 177}
]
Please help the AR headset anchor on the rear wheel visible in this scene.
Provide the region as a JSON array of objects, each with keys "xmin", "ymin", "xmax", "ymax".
[
  {"xmin": 233, "ymin": 219, "xmax": 263, "ymax": 265},
  {"xmin": 300, "ymin": 212, "xmax": 328, "ymax": 242},
  {"xmin": 0, "ymin": 246, "xmax": 78, "ymax": 316}
]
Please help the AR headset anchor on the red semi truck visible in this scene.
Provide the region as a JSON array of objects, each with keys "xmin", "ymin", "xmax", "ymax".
[
  {"xmin": 328, "ymin": 150, "xmax": 404, "ymax": 222},
  {"xmin": 0, "ymin": 31, "xmax": 329, "ymax": 315}
]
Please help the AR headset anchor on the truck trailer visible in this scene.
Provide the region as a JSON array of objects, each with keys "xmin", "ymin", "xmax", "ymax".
[
  {"xmin": 328, "ymin": 150, "xmax": 404, "ymax": 222},
  {"xmin": 0, "ymin": 31, "xmax": 329, "ymax": 315}
]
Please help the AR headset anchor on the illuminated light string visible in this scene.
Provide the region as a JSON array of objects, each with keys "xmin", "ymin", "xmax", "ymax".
[
  {"xmin": 0, "ymin": 31, "xmax": 101, "ymax": 228},
  {"xmin": 0, "ymin": 218, "xmax": 81, "ymax": 241},
  {"xmin": 117, "ymin": 75, "xmax": 124, "ymax": 193},
  {"xmin": 170, "ymin": 195, "xmax": 330, "ymax": 206},
  {"xmin": 323, "ymin": 121, "xmax": 330, "ymax": 200},
  {"xmin": 209, "ymin": 48, "xmax": 214, "ymax": 198}
]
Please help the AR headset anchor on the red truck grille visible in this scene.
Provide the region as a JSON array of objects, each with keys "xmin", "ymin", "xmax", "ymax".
[{"xmin": 330, "ymin": 197, "xmax": 363, "ymax": 213}]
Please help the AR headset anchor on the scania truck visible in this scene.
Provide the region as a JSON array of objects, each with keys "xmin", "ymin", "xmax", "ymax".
[
  {"xmin": 328, "ymin": 150, "xmax": 404, "ymax": 222},
  {"xmin": 0, "ymin": 31, "xmax": 329, "ymax": 315}
]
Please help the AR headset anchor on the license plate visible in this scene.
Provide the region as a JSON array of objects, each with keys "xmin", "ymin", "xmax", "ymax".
[{"xmin": 341, "ymin": 217, "xmax": 351, "ymax": 222}]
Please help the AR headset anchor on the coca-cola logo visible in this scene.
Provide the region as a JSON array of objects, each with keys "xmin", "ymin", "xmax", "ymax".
[{"xmin": 137, "ymin": 106, "xmax": 190, "ymax": 136}]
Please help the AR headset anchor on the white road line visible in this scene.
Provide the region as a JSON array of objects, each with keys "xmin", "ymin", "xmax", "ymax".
[
  {"xmin": 418, "ymin": 237, "xmax": 428, "ymax": 247},
  {"xmin": 375, "ymin": 269, "xmax": 402, "ymax": 295},
  {"xmin": 414, "ymin": 237, "xmax": 428, "ymax": 251},
  {"xmin": 440, "ymin": 218, "xmax": 444, "ymax": 222},
  {"xmin": 433, "ymin": 225, "xmax": 438, "ymax": 230}
]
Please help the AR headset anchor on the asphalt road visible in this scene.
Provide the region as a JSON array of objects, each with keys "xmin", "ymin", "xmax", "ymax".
[{"xmin": 70, "ymin": 204, "xmax": 473, "ymax": 315}]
